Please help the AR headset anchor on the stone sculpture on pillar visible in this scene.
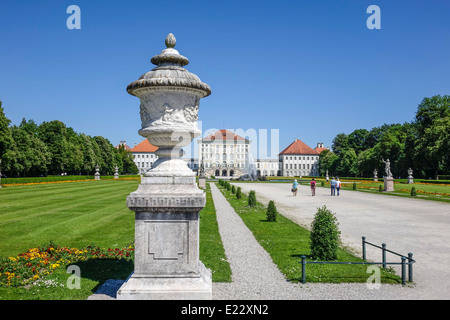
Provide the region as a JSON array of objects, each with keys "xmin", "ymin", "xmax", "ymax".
[
  {"xmin": 114, "ymin": 165, "xmax": 119, "ymax": 179},
  {"xmin": 117, "ymin": 33, "xmax": 212, "ymax": 300},
  {"xmin": 198, "ymin": 155, "xmax": 206, "ymax": 189},
  {"xmin": 94, "ymin": 164, "xmax": 100, "ymax": 180},
  {"xmin": 407, "ymin": 168, "xmax": 414, "ymax": 184},
  {"xmin": 382, "ymin": 158, "xmax": 394, "ymax": 191},
  {"xmin": 373, "ymin": 169, "xmax": 378, "ymax": 181}
]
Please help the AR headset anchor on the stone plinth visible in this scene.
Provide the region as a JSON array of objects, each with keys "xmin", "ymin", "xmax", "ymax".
[
  {"xmin": 383, "ymin": 177, "xmax": 394, "ymax": 192},
  {"xmin": 198, "ymin": 176, "xmax": 206, "ymax": 189},
  {"xmin": 116, "ymin": 176, "xmax": 211, "ymax": 299}
]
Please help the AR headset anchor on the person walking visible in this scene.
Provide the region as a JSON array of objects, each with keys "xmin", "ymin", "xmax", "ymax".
[
  {"xmin": 292, "ymin": 179, "xmax": 298, "ymax": 196},
  {"xmin": 336, "ymin": 177, "xmax": 341, "ymax": 196},
  {"xmin": 330, "ymin": 177, "xmax": 337, "ymax": 196},
  {"xmin": 310, "ymin": 178, "xmax": 316, "ymax": 196}
]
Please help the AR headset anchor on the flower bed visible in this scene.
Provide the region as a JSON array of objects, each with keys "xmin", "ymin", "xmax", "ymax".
[{"xmin": 0, "ymin": 243, "xmax": 134, "ymax": 287}]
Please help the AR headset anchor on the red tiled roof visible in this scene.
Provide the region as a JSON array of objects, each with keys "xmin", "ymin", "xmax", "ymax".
[
  {"xmin": 314, "ymin": 147, "xmax": 329, "ymax": 153},
  {"xmin": 130, "ymin": 139, "xmax": 159, "ymax": 153},
  {"xmin": 279, "ymin": 139, "xmax": 319, "ymax": 155},
  {"xmin": 115, "ymin": 142, "xmax": 131, "ymax": 151},
  {"xmin": 203, "ymin": 129, "xmax": 249, "ymax": 142}
]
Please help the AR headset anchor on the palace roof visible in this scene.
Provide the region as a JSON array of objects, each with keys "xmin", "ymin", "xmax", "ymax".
[
  {"xmin": 279, "ymin": 139, "xmax": 319, "ymax": 155},
  {"xmin": 130, "ymin": 139, "xmax": 159, "ymax": 153}
]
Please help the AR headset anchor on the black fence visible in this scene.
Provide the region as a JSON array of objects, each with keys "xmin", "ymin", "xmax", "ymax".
[{"xmin": 300, "ymin": 236, "xmax": 415, "ymax": 285}]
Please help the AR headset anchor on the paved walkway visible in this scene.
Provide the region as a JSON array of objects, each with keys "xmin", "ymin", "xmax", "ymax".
[{"xmin": 229, "ymin": 182, "xmax": 450, "ymax": 299}]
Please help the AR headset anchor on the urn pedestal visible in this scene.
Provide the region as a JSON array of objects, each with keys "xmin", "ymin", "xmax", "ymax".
[
  {"xmin": 383, "ymin": 177, "xmax": 394, "ymax": 192},
  {"xmin": 117, "ymin": 33, "xmax": 212, "ymax": 300}
]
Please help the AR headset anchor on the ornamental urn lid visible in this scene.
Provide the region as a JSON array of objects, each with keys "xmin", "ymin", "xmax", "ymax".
[{"xmin": 126, "ymin": 33, "xmax": 211, "ymax": 97}]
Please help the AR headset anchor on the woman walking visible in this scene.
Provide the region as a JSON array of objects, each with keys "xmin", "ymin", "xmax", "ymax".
[
  {"xmin": 310, "ymin": 178, "xmax": 316, "ymax": 196},
  {"xmin": 292, "ymin": 179, "xmax": 298, "ymax": 196}
]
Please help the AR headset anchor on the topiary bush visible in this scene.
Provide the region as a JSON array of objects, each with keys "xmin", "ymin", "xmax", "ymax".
[
  {"xmin": 226, "ymin": 182, "xmax": 231, "ymax": 191},
  {"xmin": 236, "ymin": 187, "xmax": 242, "ymax": 199},
  {"xmin": 248, "ymin": 190, "xmax": 256, "ymax": 207},
  {"xmin": 352, "ymin": 183, "xmax": 357, "ymax": 190},
  {"xmin": 379, "ymin": 185, "xmax": 383, "ymax": 192},
  {"xmin": 411, "ymin": 186, "xmax": 417, "ymax": 196},
  {"xmin": 266, "ymin": 200, "xmax": 277, "ymax": 222},
  {"xmin": 231, "ymin": 185, "xmax": 236, "ymax": 194},
  {"xmin": 310, "ymin": 205, "xmax": 341, "ymax": 261}
]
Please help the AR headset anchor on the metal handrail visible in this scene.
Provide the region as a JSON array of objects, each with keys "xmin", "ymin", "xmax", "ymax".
[{"xmin": 300, "ymin": 236, "xmax": 415, "ymax": 285}]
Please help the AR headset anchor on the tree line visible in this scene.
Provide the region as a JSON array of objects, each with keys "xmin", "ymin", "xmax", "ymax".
[
  {"xmin": 0, "ymin": 101, "xmax": 138, "ymax": 177},
  {"xmin": 319, "ymin": 95, "xmax": 450, "ymax": 179}
]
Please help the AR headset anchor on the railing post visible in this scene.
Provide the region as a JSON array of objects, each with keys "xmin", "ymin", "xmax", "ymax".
[
  {"xmin": 401, "ymin": 257, "xmax": 406, "ymax": 285},
  {"xmin": 301, "ymin": 255, "xmax": 306, "ymax": 284},
  {"xmin": 362, "ymin": 236, "xmax": 366, "ymax": 261},
  {"xmin": 382, "ymin": 243, "xmax": 386, "ymax": 269},
  {"xmin": 408, "ymin": 253, "xmax": 413, "ymax": 282}
]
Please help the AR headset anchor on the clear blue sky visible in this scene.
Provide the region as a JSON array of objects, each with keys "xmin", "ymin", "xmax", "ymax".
[{"xmin": 1, "ymin": 0, "xmax": 449, "ymax": 159}]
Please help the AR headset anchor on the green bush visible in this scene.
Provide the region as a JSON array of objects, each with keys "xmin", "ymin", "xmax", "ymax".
[
  {"xmin": 226, "ymin": 182, "xmax": 231, "ymax": 191},
  {"xmin": 411, "ymin": 186, "xmax": 417, "ymax": 196},
  {"xmin": 352, "ymin": 183, "xmax": 357, "ymax": 190},
  {"xmin": 248, "ymin": 190, "xmax": 256, "ymax": 207},
  {"xmin": 321, "ymin": 181, "xmax": 325, "ymax": 187},
  {"xmin": 379, "ymin": 185, "xmax": 383, "ymax": 192},
  {"xmin": 231, "ymin": 185, "xmax": 236, "ymax": 194},
  {"xmin": 310, "ymin": 205, "xmax": 341, "ymax": 261},
  {"xmin": 236, "ymin": 187, "xmax": 242, "ymax": 199},
  {"xmin": 266, "ymin": 200, "xmax": 277, "ymax": 222}
]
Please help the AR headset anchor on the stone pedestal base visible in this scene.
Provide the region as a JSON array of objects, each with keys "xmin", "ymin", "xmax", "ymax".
[
  {"xmin": 407, "ymin": 178, "xmax": 414, "ymax": 184},
  {"xmin": 198, "ymin": 176, "xmax": 206, "ymax": 189},
  {"xmin": 384, "ymin": 177, "xmax": 394, "ymax": 192},
  {"xmin": 117, "ymin": 262, "xmax": 212, "ymax": 300},
  {"xmin": 95, "ymin": 174, "xmax": 100, "ymax": 181}
]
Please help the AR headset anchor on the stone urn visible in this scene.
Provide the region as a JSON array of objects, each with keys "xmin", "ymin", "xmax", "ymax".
[{"xmin": 117, "ymin": 33, "xmax": 212, "ymax": 300}]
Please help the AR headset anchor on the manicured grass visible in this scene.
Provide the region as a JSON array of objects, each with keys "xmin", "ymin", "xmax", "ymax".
[
  {"xmin": 0, "ymin": 179, "xmax": 230, "ymax": 299},
  {"xmin": 0, "ymin": 180, "xmax": 138, "ymax": 257},
  {"xmin": 199, "ymin": 183, "xmax": 232, "ymax": 282},
  {"xmin": 218, "ymin": 183, "xmax": 401, "ymax": 284}
]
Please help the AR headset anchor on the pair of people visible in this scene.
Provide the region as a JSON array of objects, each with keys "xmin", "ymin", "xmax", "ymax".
[
  {"xmin": 292, "ymin": 179, "xmax": 317, "ymax": 196},
  {"xmin": 330, "ymin": 177, "xmax": 341, "ymax": 196}
]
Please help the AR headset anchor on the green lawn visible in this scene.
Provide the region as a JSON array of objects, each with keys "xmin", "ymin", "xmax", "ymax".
[
  {"xmin": 0, "ymin": 180, "xmax": 138, "ymax": 257},
  {"xmin": 0, "ymin": 179, "xmax": 230, "ymax": 299},
  {"xmin": 218, "ymin": 183, "xmax": 401, "ymax": 284}
]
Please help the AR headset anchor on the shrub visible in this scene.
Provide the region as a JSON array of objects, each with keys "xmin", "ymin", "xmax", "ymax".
[
  {"xmin": 411, "ymin": 186, "xmax": 417, "ymax": 196},
  {"xmin": 226, "ymin": 182, "xmax": 231, "ymax": 191},
  {"xmin": 352, "ymin": 183, "xmax": 357, "ymax": 190},
  {"xmin": 266, "ymin": 200, "xmax": 277, "ymax": 222},
  {"xmin": 321, "ymin": 181, "xmax": 325, "ymax": 187},
  {"xmin": 310, "ymin": 205, "xmax": 341, "ymax": 261},
  {"xmin": 231, "ymin": 185, "xmax": 236, "ymax": 194},
  {"xmin": 248, "ymin": 190, "xmax": 256, "ymax": 207},
  {"xmin": 236, "ymin": 187, "xmax": 242, "ymax": 199},
  {"xmin": 379, "ymin": 185, "xmax": 383, "ymax": 192}
]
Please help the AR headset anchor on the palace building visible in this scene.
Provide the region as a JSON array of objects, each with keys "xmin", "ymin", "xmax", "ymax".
[
  {"xmin": 279, "ymin": 138, "xmax": 321, "ymax": 177},
  {"xmin": 119, "ymin": 132, "xmax": 328, "ymax": 178},
  {"xmin": 198, "ymin": 129, "xmax": 252, "ymax": 178}
]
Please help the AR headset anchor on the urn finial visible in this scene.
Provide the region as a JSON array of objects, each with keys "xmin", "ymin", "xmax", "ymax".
[{"xmin": 165, "ymin": 33, "xmax": 176, "ymax": 48}]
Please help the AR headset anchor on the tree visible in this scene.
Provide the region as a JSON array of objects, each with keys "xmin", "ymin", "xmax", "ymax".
[
  {"xmin": 336, "ymin": 148, "xmax": 358, "ymax": 177},
  {"xmin": 37, "ymin": 120, "xmax": 70, "ymax": 174},
  {"xmin": 331, "ymin": 133, "xmax": 348, "ymax": 156},
  {"xmin": 319, "ymin": 149, "xmax": 338, "ymax": 176}
]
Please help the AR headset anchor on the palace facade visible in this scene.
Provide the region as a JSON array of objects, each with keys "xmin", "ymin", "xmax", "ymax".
[{"xmin": 119, "ymin": 131, "xmax": 328, "ymax": 178}]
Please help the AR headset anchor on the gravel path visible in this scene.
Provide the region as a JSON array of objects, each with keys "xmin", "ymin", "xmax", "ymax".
[
  {"xmin": 231, "ymin": 182, "xmax": 450, "ymax": 300},
  {"xmin": 210, "ymin": 183, "xmax": 419, "ymax": 300}
]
